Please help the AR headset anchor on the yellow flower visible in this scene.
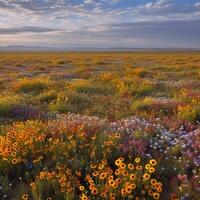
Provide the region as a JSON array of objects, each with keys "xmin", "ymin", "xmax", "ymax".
[
  {"xmin": 121, "ymin": 189, "xmax": 127, "ymax": 197},
  {"xmin": 12, "ymin": 158, "xmax": 18, "ymax": 164},
  {"xmin": 149, "ymin": 167, "xmax": 155, "ymax": 173},
  {"xmin": 119, "ymin": 157, "xmax": 125, "ymax": 162},
  {"xmin": 119, "ymin": 162, "xmax": 126, "ymax": 169},
  {"xmin": 130, "ymin": 173, "xmax": 136, "ymax": 181},
  {"xmin": 100, "ymin": 172, "xmax": 107, "ymax": 180},
  {"xmin": 125, "ymin": 185, "xmax": 132, "ymax": 194},
  {"xmin": 143, "ymin": 173, "xmax": 150, "ymax": 180},
  {"xmin": 115, "ymin": 169, "xmax": 120, "ymax": 175},
  {"xmin": 122, "ymin": 170, "xmax": 129, "ymax": 176},
  {"xmin": 150, "ymin": 179, "xmax": 157, "ymax": 185},
  {"xmin": 148, "ymin": 189, "xmax": 153, "ymax": 196},
  {"xmin": 145, "ymin": 164, "xmax": 151, "ymax": 170},
  {"xmin": 22, "ymin": 194, "xmax": 28, "ymax": 200},
  {"xmin": 135, "ymin": 157, "xmax": 141, "ymax": 163},
  {"xmin": 79, "ymin": 185, "xmax": 85, "ymax": 191},
  {"xmin": 128, "ymin": 163, "xmax": 134, "ymax": 170},
  {"xmin": 109, "ymin": 179, "xmax": 115, "ymax": 187},
  {"xmin": 12, "ymin": 152, "xmax": 17, "ymax": 157},
  {"xmin": 98, "ymin": 164, "xmax": 104, "ymax": 170},
  {"xmin": 115, "ymin": 159, "xmax": 121, "ymax": 166},
  {"xmin": 130, "ymin": 183, "xmax": 136, "ymax": 190},
  {"xmin": 149, "ymin": 159, "xmax": 157, "ymax": 166},
  {"xmin": 115, "ymin": 178, "xmax": 122, "ymax": 184},
  {"xmin": 81, "ymin": 194, "xmax": 88, "ymax": 200}
]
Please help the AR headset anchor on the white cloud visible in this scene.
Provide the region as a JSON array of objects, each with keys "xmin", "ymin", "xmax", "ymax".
[
  {"xmin": 84, "ymin": 0, "xmax": 94, "ymax": 4},
  {"xmin": 135, "ymin": 0, "xmax": 172, "ymax": 13}
]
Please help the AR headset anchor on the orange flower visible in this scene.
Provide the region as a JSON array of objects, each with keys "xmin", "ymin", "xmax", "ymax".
[
  {"xmin": 100, "ymin": 172, "xmax": 107, "ymax": 180},
  {"xmin": 130, "ymin": 173, "xmax": 136, "ymax": 181},
  {"xmin": 91, "ymin": 188, "xmax": 98, "ymax": 195}
]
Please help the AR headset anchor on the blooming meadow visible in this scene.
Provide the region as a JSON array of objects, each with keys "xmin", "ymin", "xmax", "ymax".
[{"xmin": 0, "ymin": 52, "xmax": 200, "ymax": 200}]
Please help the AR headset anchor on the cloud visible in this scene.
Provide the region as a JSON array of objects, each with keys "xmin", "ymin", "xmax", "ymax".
[
  {"xmin": 141, "ymin": 0, "xmax": 172, "ymax": 11},
  {"xmin": 5, "ymin": 19, "xmax": 198, "ymax": 48},
  {"xmin": 0, "ymin": 26, "xmax": 60, "ymax": 34},
  {"xmin": 0, "ymin": 0, "xmax": 200, "ymax": 48},
  {"xmin": 84, "ymin": 0, "xmax": 95, "ymax": 4},
  {"xmin": 195, "ymin": 2, "xmax": 200, "ymax": 8}
]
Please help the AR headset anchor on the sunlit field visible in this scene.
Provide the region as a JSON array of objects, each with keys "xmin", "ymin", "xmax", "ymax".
[{"xmin": 0, "ymin": 52, "xmax": 200, "ymax": 200}]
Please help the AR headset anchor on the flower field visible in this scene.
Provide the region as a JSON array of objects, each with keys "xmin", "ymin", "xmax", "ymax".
[{"xmin": 0, "ymin": 52, "xmax": 200, "ymax": 200}]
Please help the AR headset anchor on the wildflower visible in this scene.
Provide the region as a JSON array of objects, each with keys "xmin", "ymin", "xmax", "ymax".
[
  {"xmin": 79, "ymin": 185, "xmax": 85, "ymax": 191},
  {"xmin": 115, "ymin": 169, "xmax": 120, "ymax": 175},
  {"xmin": 92, "ymin": 171, "xmax": 98, "ymax": 177},
  {"xmin": 22, "ymin": 194, "xmax": 28, "ymax": 200},
  {"xmin": 100, "ymin": 192, "xmax": 107, "ymax": 198},
  {"xmin": 12, "ymin": 152, "xmax": 17, "ymax": 157},
  {"xmin": 100, "ymin": 172, "xmax": 107, "ymax": 180},
  {"xmin": 130, "ymin": 173, "xmax": 136, "ymax": 181},
  {"xmin": 150, "ymin": 159, "xmax": 157, "ymax": 166},
  {"xmin": 125, "ymin": 185, "xmax": 132, "ymax": 194},
  {"xmin": 130, "ymin": 183, "xmax": 136, "ymax": 190},
  {"xmin": 149, "ymin": 167, "xmax": 155, "ymax": 173},
  {"xmin": 12, "ymin": 158, "xmax": 18, "ymax": 164},
  {"xmin": 136, "ymin": 165, "xmax": 143, "ymax": 170},
  {"xmin": 109, "ymin": 179, "xmax": 115, "ymax": 187},
  {"xmin": 91, "ymin": 188, "xmax": 98, "ymax": 195},
  {"xmin": 153, "ymin": 192, "xmax": 160, "ymax": 199},
  {"xmin": 122, "ymin": 170, "xmax": 129, "ymax": 176},
  {"xmin": 128, "ymin": 163, "xmax": 134, "ymax": 170},
  {"xmin": 148, "ymin": 189, "xmax": 153, "ymax": 196},
  {"xmin": 98, "ymin": 164, "xmax": 104, "ymax": 170},
  {"xmin": 81, "ymin": 194, "xmax": 88, "ymax": 200},
  {"xmin": 115, "ymin": 159, "xmax": 121, "ymax": 166},
  {"xmin": 121, "ymin": 189, "xmax": 127, "ymax": 197},
  {"xmin": 145, "ymin": 164, "xmax": 151, "ymax": 170},
  {"xmin": 150, "ymin": 179, "xmax": 157, "ymax": 185},
  {"xmin": 119, "ymin": 157, "xmax": 125, "ymax": 162},
  {"xmin": 143, "ymin": 173, "xmax": 150, "ymax": 181},
  {"xmin": 119, "ymin": 162, "xmax": 126, "ymax": 169},
  {"xmin": 135, "ymin": 157, "xmax": 141, "ymax": 163}
]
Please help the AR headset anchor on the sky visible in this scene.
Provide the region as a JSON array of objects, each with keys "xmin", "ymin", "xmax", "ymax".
[{"xmin": 0, "ymin": 0, "xmax": 200, "ymax": 48}]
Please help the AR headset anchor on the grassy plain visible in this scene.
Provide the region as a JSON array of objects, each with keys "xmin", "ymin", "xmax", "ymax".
[{"xmin": 0, "ymin": 51, "xmax": 200, "ymax": 200}]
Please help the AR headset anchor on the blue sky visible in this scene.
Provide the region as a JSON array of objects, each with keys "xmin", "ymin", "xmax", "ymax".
[{"xmin": 0, "ymin": 0, "xmax": 200, "ymax": 48}]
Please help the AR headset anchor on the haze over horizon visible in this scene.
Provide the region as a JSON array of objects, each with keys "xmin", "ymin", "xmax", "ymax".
[{"xmin": 0, "ymin": 0, "xmax": 200, "ymax": 49}]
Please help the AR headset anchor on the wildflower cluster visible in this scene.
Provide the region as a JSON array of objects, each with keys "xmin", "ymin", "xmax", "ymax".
[{"xmin": 79, "ymin": 158, "xmax": 162, "ymax": 200}]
